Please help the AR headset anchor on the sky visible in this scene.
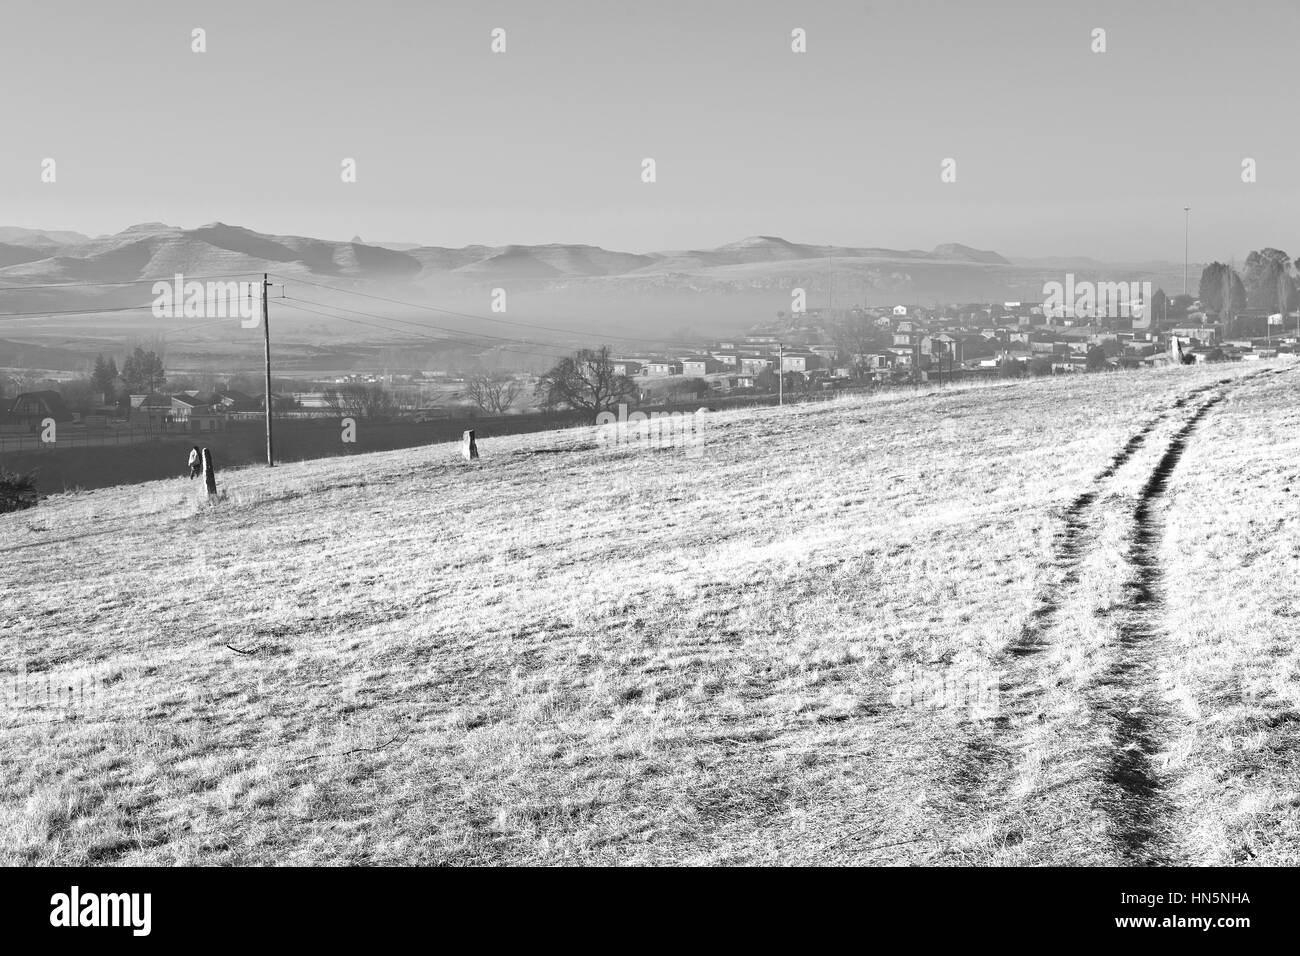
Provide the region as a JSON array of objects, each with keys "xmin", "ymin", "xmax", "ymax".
[{"xmin": 1, "ymin": 0, "xmax": 1297, "ymax": 261}]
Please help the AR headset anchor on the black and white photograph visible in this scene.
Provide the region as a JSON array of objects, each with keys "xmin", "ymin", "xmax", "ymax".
[{"xmin": 0, "ymin": 0, "xmax": 1294, "ymax": 938}]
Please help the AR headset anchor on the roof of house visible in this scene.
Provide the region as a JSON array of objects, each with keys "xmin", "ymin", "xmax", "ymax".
[{"xmin": 4, "ymin": 390, "xmax": 73, "ymax": 422}]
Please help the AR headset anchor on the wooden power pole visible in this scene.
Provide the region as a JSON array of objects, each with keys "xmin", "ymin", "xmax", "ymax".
[
  {"xmin": 777, "ymin": 343, "xmax": 784, "ymax": 406},
  {"xmin": 262, "ymin": 273, "xmax": 274, "ymax": 466}
]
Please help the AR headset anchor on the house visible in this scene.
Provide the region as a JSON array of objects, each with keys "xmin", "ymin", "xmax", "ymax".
[
  {"xmin": 885, "ymin": 347, "xmax": 914, "ymax": 368},
  {"xmin": 927, "ymin": 333, "xmax": 979, "ymax": 365},
  {"xmin": 681, "ymin": 358, "xmax": 723, "ymax": 377},
  {"xmin": 739, "ymin": 356, "xmax": 773, "ymax": 375},
  {"xmin": 1, "ymin": 391, "xmax": 73, "ymax": 432},
  {"xmin": 1227, "ymin": 311, "xmax": 1271, "ymax": 338},
  {"xmin": 290, "ymin": 392, "xmax": 334, "ymax": 410},
  {"xmin": 610, "ymin": 360, "xmax": 643, "ymax": 377},
  {"xmin": 262, "ymin": 393, "xmax": 298, "ymax": 412},
  {"xmin": 780, "ymin": 352, "xmax": 822, "ymax": 373},
  {"xmin": 645, "ymin": 361, "xmax": 682, "ymax": 377},
  {"xmin": 130, "ymin": 393, "xmax": 175, "ymax": 427},
  {"xmin": 1170, "ymin": 326, "xmax": 1221, "ymax": 345},
  {"xmin": 214, "ymin": 389, "xmax": 257, "ymax": 411},
  {"xmin": 189, "ymin": 408, "xmax": 228, "ymax": 433},
  {"xmin": 170, "ymin": 393, "xmax": 219, "ymax": 423},
  {"xmin": 893, "ymin": 305, "xmax": 909, "ymax": 317}
]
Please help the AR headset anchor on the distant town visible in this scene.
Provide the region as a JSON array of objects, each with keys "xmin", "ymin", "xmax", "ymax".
[{"xmin": 2, "ymin": 289, "xmax": 1295, "ymax": 448}]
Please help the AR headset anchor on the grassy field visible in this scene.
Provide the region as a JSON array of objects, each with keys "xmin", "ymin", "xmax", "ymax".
[{"xmin": 1, "ymin": 361, "xmax": 1296, "ymax": 865}]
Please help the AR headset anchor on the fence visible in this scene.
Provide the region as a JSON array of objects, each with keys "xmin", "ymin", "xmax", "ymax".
[{"xmin": 0, "ymin": 425, "xmax": 208, "ymax": 454}]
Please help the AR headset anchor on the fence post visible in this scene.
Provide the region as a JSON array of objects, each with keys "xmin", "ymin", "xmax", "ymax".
[{"xmin": 462, "ymin": 429, "xmax": 479, "ymax": 462}]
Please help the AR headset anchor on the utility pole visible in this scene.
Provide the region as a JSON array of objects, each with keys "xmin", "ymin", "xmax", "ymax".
[
  {"xmin": 777, "ymin": 343, "xmax": 784, "ymax": 406},
  {"xmin": 1183, "ymin": 205, "xmax": 1191, "ymax": 298},
  {"xmin": 262, "ymin": 273, "xmax": 274, "ymax": 467}
]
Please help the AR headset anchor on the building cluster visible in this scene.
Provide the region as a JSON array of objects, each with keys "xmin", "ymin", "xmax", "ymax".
[
  {"xmin": 610, "ymin": 300, "xmax": 1300, "ymax": 395},
  {"xmin": 0, "ymin": 388, "xmax": 283, "ymax": 434}
]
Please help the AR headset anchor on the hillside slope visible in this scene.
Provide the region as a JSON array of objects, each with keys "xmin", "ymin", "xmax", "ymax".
[{"xmin": 1, "ymin": 363, "xmax": 1296, "ymax": 865}]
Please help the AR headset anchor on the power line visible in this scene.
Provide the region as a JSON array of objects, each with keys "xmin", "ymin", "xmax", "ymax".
[
  {"xmin": 0, "ymin": 303, "xmax": 161, "ymax": 322},
  {"xmin": 276, "ymin": 294, "xmax": 575, "ymax": 355},
  {"xmin": 0, "ymin": 272, "xmax": 263, "ymax": 292},
  {"xmin": 273, "ymin": 298, "xmax": 570, "ymax": 360},
  {"xmin": 279, "ymin": 294, "xmax": 576, "ymax": 354},
  {"xmin": 268, "ymin": 272, "xmax": 672, "ymax": 350}
]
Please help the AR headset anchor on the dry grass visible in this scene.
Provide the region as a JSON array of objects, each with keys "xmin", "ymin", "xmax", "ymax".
[
  {"xmin": 0, "ymin": 361, "xmax": 1292, "ymax": 865},
  {"xmin": 1157, "ymin": 368, "xmax": 1300, "ymax": 865}
]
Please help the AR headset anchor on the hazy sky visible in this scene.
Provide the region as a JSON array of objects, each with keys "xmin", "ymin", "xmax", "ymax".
[{"xmin": 2, "ymin": 0, "xmax": 1297, "ymax": 261}]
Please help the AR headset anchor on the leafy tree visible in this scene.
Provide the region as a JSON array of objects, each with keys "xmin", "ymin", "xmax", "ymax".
[
  {"xmin": 1199, "ymin": 264, "xmax": 1227, "ymax": 313},
  {"xmin": 1029, "ymin": 356, "xmax": 1053, "ymax": 377},
  {"xmin": 1243, "ymin": 248, "xmax": 1291, "ymax": 311},
  {"xmin": 1277, "ymin": 270, "xmax": 1297, "ymax": 315},
  {"xmin": 534, "ymin": 346, "xmax": 635, "ymax": 420},
  {"xmin": 90, "ymin": 354, "xmax": 115, "ymax": 399},
  {"xmin": 120, "ymin": 347, "xmax": 166, "ymax": 393},
  {"xmin": 1227, "ymin": 272, "xmax": 1247, "ymax": 317},
  {"xmin": 1198, "ymin": 263, "xmax": 1245, "ymax": 318},
  {"xmin": 1086, "ymin": 345, "xmax": 1107, "ymax": 371},
  {"xmin": 57, "ymin": 379, "xmax": 99, "ymax": 415}
]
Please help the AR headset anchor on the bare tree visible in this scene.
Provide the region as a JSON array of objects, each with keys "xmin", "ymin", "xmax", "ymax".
[
  {"xmin": 831, "ymin": 312, "xmax": 880, "ymax": 377},
  {"xmin": 534, "ymin": 346, "xmax": 636, "ymax": 420},
  {"xmin": 465, "ymin": 374, "xmax": 523, "ymax": 415},
  {"xmin": 325, "ymin": 384, "xmax": 396, "ymax": 421}
]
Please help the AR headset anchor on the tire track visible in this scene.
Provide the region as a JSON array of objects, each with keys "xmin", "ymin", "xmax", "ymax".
[
  {"xmin": 1089, "ymin": 396, "xmax": 1223, "ymax": 861},
  {"xmin": 1002, "ymin": 380, "xmax": 1227, "ymax": 664},
  {"xmin": 1092, "ymin": 367, "xmax": 1291, "ymax": 860},
  {"xmin": 933, "ymin": 387, "xmax": 1204, "ymax": 843},
  {"xmin": 932, "ymin": 372, "xmax": 1263, "ymax": 860}
]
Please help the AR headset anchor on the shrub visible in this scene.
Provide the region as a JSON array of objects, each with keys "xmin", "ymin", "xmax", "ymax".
[{"xmin": 0, "ymin": 468, "xmax": 39, "ymax": 514}]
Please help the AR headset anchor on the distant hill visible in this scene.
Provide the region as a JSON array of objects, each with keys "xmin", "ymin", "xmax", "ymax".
[
  {"xmin": 0, "ymin": 338, "xmax": 88, "ymax": 371},
  {"xmin": 0, "ymin": 227, "xmax": 91, "ymax": 247},
  {"xmin": 0, "ymin": 222, "xmax": 1186, "ymax": 340}
]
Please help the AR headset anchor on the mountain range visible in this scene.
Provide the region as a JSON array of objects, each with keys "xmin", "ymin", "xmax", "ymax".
[{"xmin": 0, "ymin": 223, "xmax": 1191, "ymax": 355}]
